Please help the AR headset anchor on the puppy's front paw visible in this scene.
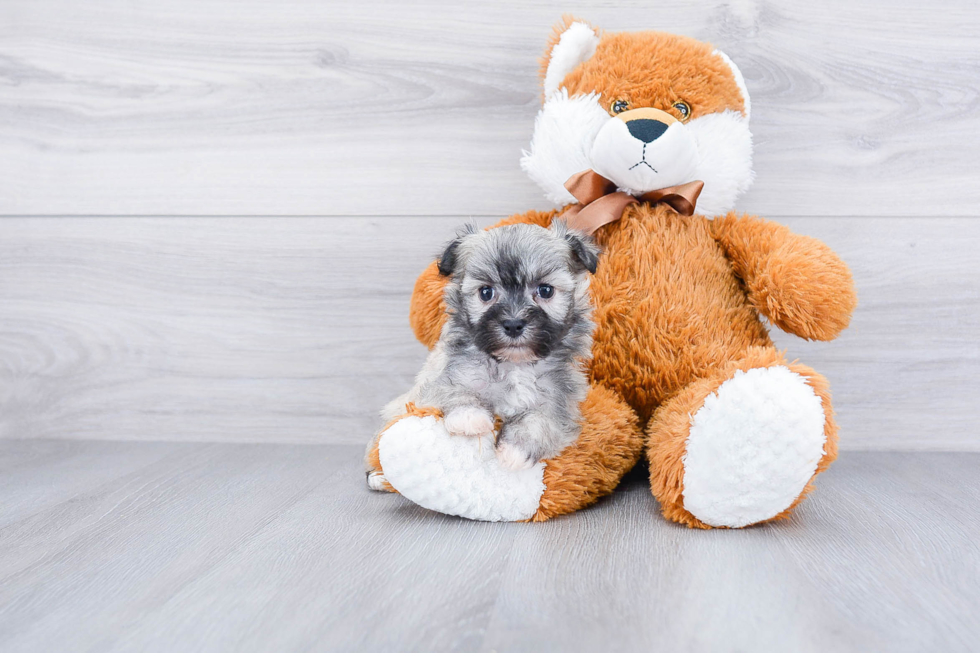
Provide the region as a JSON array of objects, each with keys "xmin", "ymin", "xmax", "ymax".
[
  {"xmin": 444, "ymin": 406, "xmax": 495, "ymax": 437},
  {"xmin": 495, "ymin": 441, "xmax": 537, "ymax": 471}
]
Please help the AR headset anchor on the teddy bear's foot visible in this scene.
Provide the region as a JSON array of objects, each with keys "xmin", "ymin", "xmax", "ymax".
[
  {"xmin": 368, "ymin": 384, "xmax": 644, "ymax": 521},
  {"xmin": 682, "ymin": 366, "xmax": 826, "ymax": 527},
  {"xmin": 379, "ymin": 414, "xmax": 548, "ymax": 521},
  {"xmin": 647, "ymin": 347, "xmax": 839, "ymax": 529}
]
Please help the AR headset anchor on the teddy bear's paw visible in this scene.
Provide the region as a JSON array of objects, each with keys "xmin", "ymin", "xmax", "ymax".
[
  {"xmin": 682, "ymin": 366, "xmax": 827, "ymax": 528},
  {"xmin": 378, "ymin": 415, "xmax": 546, "ymax": 521},
  {"xmin": 444, "ymin": 405, "xmax": 496, "ymax": 438}
]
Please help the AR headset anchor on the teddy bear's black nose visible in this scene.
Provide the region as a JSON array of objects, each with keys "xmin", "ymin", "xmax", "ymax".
[{"xmin": 626, "ymin": 119, "xmax": 669, "ymax": 143}]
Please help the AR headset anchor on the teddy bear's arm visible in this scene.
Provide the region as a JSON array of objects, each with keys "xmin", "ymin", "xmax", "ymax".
[
  {"xmin": 409, "ymin": 209, "xmax": 560, "ymax": 348},
  {"xmin": 710, "ymin": 213, "xmax": 857, "ymax": 341}
]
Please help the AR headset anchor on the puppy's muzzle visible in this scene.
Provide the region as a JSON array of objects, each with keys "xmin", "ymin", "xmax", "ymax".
[
  {"xmin": 501, "ymin": 318, "xmax": 527, "ymax": 339},
  {"xmin": 618, "ymin": 107, "xmax": 677, "ymax": 144}
]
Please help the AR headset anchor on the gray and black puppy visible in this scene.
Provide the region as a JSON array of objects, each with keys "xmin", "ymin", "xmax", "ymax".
[{"xmin": 384, "ymin": 220, "xmax": 599, "ymax": 470}]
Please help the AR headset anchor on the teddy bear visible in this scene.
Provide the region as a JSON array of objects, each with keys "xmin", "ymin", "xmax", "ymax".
[{"xmin": 364, "ymin": 18, "xmax": 857, "ymax": 528}]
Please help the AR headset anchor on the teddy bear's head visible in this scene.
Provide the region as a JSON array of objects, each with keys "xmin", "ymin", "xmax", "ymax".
[{"xmin": 521, "ymin": 20, "xmax": 754, "ymax": 216}]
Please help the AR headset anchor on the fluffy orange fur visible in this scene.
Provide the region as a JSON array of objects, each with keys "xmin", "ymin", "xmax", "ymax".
[
  {"xmin": 373, "ymin": 23, "xmax": 856, "ymax": 526},
  {"xmin": 711, "ymin": 215, "xmax": 857, "ymax": 341},
  {"xmin": 542, "ymin": 18, "xmax": 745, "ymax": 121},
  {"xmin": 533, "ymin": 382, "xmax": 643, "ymax": 521}
]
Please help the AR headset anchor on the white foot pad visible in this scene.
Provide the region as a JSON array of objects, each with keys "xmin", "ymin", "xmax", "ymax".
[
  {"xmin": 682, "ymin": 366, "xmax": 826, "ymax": 528},
  {"xmin": 378, "ymin": 416, "xmax": 546, "ymax": 522}
]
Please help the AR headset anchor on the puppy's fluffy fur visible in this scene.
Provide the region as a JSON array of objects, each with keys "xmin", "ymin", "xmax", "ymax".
[{"xmin": 383, "ymin": 221, "xmax": 599, "ymax": 470}]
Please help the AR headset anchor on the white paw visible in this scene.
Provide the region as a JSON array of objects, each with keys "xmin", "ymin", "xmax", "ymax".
[
  {"xmin": 496, "ymin": 442, "xmax": 536, "ymax": 471},
  {"xmin": 444, "ymin": 406, "xmax": 495, "ymax": 437},
  {"xmin": 682, "ymin": 366, "xmax": 826, "ymax": 528},
  {"xmin": 378, "ymin": 416, "xmax": 545, "ymax": 522},
  {"xmin": 366, "ymin": 471, "xmax": 390, "ymax": 492}
]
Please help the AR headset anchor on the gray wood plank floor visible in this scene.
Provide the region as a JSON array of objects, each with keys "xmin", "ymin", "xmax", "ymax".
[{"xmin": 0, "ymin": 440, "xmax": 976, "ymax": 652}]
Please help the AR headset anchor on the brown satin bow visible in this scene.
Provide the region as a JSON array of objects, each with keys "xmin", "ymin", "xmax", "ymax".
[{"xmin": 562, "ymin": 170, "xmax": 704, "ymax": 235}]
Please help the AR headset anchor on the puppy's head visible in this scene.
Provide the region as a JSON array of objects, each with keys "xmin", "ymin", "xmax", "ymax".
[{"xmin": 438, "ymin": 221, "xmax": 598, "ymax": 363}]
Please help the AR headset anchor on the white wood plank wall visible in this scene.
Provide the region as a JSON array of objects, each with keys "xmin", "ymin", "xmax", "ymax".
[{"xmin": 1, "ymin": 1, "xmax": 978, "ymax": 449}]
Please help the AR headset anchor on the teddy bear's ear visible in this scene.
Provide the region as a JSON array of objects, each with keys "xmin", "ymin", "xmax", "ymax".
[
  {"xmin": 541, "ymin": 17, "xmax": 600, "ymax": 97},
  {"xmin": 712, "ymin": 49, "xmax": 751, "ymax": 120}
]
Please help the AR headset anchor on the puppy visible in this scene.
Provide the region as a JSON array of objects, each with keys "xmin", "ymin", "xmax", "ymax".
[{"xmin": 383, "ymin": 220, "xmax": 599, "ymax": 470}]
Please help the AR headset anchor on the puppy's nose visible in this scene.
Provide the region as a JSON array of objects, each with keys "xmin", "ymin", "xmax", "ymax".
[
  {"xmin": 502, "ymin": 319, "xmax": 526, "ymax": 338},
  {"xmin": 626, "ymin": 118, "xmax": 669, "ymax": 143}
]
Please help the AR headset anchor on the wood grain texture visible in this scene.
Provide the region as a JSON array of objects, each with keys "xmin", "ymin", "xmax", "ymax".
[
  {"xmin": 0, "ymin": 439, "xmax": 184, "ymax": 529},
  {"xmin": 1, "ymin": 0, "xmax": 978, "ymax": 216},
  {"xmin": 0, "ymin": 216, "xmax": 445, "ymax": 444},
  {"xmin": 1, "ymin": 216, "xmax": 978, "ymax": 450},
  {"xmin": 0, "ymin": 441, "xmax": 977, "ymax": 652}
]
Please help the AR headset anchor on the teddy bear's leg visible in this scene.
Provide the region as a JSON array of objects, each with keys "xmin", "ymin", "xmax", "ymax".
[
  {"xmin": 646, "ymin": 346, "xmax": 838, "ymax": 529},
  {"xmin": 369, "ymin": 384, "xmax": 643, "ymax": 522},
  {"xmin": 532, "ymin": 383, "xmax": 644, "ymax": 521}
]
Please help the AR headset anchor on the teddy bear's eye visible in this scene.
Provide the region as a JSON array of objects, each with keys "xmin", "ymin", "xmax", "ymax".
[
  {"xmin": 672, "ymin": 101, "xmax": 691, "ymax": 121},
  {"xmin": 610, "ymin": 100, "xmax": 630, "ymax": 114}
]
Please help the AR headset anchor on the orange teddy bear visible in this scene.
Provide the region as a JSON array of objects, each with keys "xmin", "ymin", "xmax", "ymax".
[{"xmin": 366, "ymin": 19, "xmax": 856, "ymax": 528}]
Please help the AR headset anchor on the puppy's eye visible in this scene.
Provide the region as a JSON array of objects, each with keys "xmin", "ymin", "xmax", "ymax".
[
  {"xmin": 479, "ymin": 286, "xmax": 494, "ymax": 302},
  {"xmin": 537, "ymin": 284, "xmax": 554, "ymax": 300},
  {"xmin": 610, "ymin": 99, "xmax": 629, "ymax": 114},
  {"xmin": 672, "ymin": 101, "xmax": 691, "ymax": 121}
]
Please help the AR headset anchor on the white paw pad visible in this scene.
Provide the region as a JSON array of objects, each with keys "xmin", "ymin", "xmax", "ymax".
[
  {"xmin": 682, "ymin": 366, "xmax": 826, "ymax": 528},
  {"xmin": 444, "ymin": 406, "xmax": 495, "ymax": 437},
  {"xmin": 378, "ymin": 416, "xmax": 546, "ymax": 522},
  {"xmin": 496, "ymin": 442, "xmax": 536, "ymax": 471}
]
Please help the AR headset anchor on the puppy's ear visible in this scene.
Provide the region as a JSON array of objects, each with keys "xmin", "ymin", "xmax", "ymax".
[
  {"xmin": 565, "ymin": 231, "xmax": 600, "ymax": 274},
  {"xmin": 437, "ymin": 239, "xmax": 462, "ymax": 276},
  {"xmin": 437, "ymin": 224, "xmax": 477, "ymax": 277},
  {"xmin": 551, "ymin": 219, "xmax": 599, "ymax": 274}
]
